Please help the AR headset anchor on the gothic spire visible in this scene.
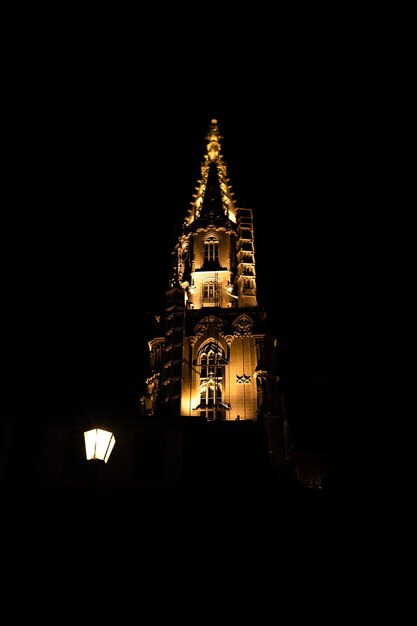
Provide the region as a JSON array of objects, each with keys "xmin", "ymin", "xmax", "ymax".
[{"xmin": 184, "ymin": 119, "xmax": 237, "ymax": 226}]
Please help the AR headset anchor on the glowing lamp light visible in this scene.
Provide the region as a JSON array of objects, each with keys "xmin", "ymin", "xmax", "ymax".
[{"xmin": 84, "ymin": 428, "xmax": 116, "ymax": 464}]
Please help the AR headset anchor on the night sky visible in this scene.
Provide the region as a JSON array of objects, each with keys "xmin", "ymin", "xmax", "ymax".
[{"xmin": 1, "ymin": 1, "xmax": 414, "ymax": 454}]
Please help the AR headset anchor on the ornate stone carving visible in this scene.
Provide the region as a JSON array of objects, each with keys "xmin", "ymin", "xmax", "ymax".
[
  {"xmin": 224, "ymin": 334, "xmax": 234, "ymax": 346},
  {"xmin": 254, "ymin": 369, "xmax": 268, "ymax": 392},
  {"xmin": 194, "ymin": 315, "xmax": 224, "ymax": 339},
  {"xmin": 232, "ymin": 314, "xmax": 254, "ymax": 336},
  {"xmin": 236, "ymin": 374, "xmax": 251, "ymax": 384}
]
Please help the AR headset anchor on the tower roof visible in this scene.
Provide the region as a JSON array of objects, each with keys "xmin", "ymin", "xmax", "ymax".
[{"xmin": 184, "ymin": 119, "xmax": 237, "ymax": 226}]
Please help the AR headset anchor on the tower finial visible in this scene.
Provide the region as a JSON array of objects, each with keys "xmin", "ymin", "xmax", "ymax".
[{"xmin": 205, "ymin": 118, "xmax": 223, "ymax": 162}]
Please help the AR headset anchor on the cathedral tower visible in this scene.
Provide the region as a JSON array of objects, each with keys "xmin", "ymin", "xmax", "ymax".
[{"xmin": 143, "ymin": 119, "xmax": 282, "ymax": 423}]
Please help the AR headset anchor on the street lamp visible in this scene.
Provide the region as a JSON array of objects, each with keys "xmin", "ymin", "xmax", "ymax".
[
  {"xmin": 84, "ymin": 428, "xmax": 116, "ymax": 464},
  {"xmin": 84, "ymin": 428, "xmax": 116, "ymax": 498}
]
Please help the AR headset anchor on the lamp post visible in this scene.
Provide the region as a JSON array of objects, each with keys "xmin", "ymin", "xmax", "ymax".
[{"xmin": 84, "ymin": 428, "xmax": 116, "ymax": 495}]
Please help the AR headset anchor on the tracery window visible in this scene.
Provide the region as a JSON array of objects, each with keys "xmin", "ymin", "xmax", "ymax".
[
  {"xmin": 198, "ymin": 342, "xmax": 224, "ymax": 420},
  {"xmin": 204, "ymin": 236, "xmax": 219, "ymax": 263}
]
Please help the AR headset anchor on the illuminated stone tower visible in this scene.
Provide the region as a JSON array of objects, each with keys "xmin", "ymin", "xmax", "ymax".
[{"xmin": 143, "ymin": 119, "xmax": 282, "ymax": 423}]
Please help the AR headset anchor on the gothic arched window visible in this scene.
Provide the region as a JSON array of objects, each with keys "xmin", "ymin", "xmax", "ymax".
[
  {"xmin": 198, "ymin": 342, "xmax": 224, "ymax": 421},
  {"xmin": 203, "ymin": 279, "xmax": 219, "ymax": 305},
  {"xmin": 204, "ymin": 236, "xmax": 219, "ymax": 264}
]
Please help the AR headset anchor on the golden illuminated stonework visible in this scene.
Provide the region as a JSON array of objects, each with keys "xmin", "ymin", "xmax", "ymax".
[{"xmin": 142, "ymin": 119, "xmax": 283, "ymax": 427}]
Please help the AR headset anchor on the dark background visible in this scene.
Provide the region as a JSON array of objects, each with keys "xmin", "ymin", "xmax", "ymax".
[{"xmin": 1, "ymin": 1, "xmax": 414, "ymax": 455}]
